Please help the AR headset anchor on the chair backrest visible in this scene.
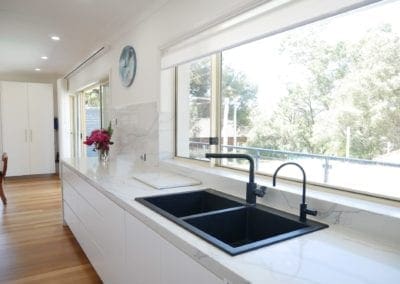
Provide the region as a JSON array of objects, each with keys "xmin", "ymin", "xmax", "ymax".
[{"xmin": 2, "ymin": 153, "xmax": 8, "ymax": 179}]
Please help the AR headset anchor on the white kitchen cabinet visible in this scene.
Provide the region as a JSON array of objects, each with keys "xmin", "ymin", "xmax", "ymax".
[
  {"xmin": 125, "ymin": 212, "xmax": 162, "ymax": 284},
  {"xmin": 125, "ymin": 212, "xmax": 222, "ymax": 284},
  {"xmin": 26, "ymin": 83, "xmax": 55, "ymax": 174},
  {"xmin": 62, "ymin": 164, "xmax": 222, "ymax": 284},
  {"xmin": 160, "ymin": 236, "xmax": 222, "ymax": 284},
  {"xmin": 0, "ymin": 81, "xmax": 55, "ymax": 176},
  {"xmin": 62, "ymin": 166, "xmax": 125, "ymax": 284},
  {"xmin": 64, "ymin": 200, "xmax": 104, "ymax": 275}
]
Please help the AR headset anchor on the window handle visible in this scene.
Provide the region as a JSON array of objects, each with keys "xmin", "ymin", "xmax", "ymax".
[
  {"xmin": 25, "ymin": 129, "xmax": 28, "ymax": 142},
  {"xmin": 30, "ymin": 130, "xmax": 33, "ymax": 142}
]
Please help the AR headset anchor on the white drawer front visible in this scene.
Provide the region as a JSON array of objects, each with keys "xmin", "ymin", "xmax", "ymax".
[
  {"xmin": 64, "ymin": 200, "xmax": 83, "ymax": 244},
  {"xmin": 64, "ymin": 201, "xmax": 107, "ymax": 281},
  {"xmin": 63, "ymin": 166, "xmax": 121, "ymax": 218},
  {"xmin": 62, "ymin": 165, "xmax": 125, "ymax": 283},
  {"xmin": 63, "ymin": 180, "xmax": 80, "ymax": 215}
]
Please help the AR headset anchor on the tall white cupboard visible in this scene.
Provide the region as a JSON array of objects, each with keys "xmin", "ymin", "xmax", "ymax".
[{"xmin": 0, "ymin": 81, "xmax": 55, "ymax": 176}]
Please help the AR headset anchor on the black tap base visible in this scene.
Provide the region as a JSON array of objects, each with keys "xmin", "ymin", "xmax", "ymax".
[{"xmin": 246, "ymin": 182, "xmax": 257, "ymax": 204}]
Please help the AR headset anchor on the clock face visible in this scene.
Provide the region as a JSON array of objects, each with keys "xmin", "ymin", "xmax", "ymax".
[{"xmin": 119, "ymin": 45, "xmax": 137, "ymax": 87}]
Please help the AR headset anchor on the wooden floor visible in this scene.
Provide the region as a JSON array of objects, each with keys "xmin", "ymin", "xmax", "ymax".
[{"xmin": 0, "ymin": 176, "xmax": 101, "ymax": 284}]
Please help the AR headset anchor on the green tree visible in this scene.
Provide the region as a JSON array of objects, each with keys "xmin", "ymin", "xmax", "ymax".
[
  {"xmin": 221, "ymin": 64, "xmax": 258, "ymax": 128},
  {"xmin": 249, "ymin": 29, "xmax": 351, "ymax": 153},
  {"xmin": 190, "ymin": 58, "xmax": 212, "ymax": 120},
  {"xmin": 85, "ymin": 89, "xmax": 101, "ymax": 107},
  {"xmin": 334, "ymin": 24, "xmax": 400, "ymax": 158},
  {"xmin": 189, "ymin": 58, "xmax": 257, "ymax": 135},
  {"xmin": 248, "ymin": 24, "xmax": 400, "ymax": 160}
]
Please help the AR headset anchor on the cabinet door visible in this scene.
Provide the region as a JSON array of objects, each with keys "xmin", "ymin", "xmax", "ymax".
[
  {"xmin": 125, "ymin": 211, "xmax": 222, "ymax": 284},
  {"xmin": 27, "ymin": 83, "xmax": 55, "ymax": 174},
  {"xmin": 64, "ymin": 200, "xmax": 105, "ymax": 280},
  {"xmin": 0, "ymin": 81, "xmax": 30, "ymax": 176},
  {"xmin": 125, "ymin": 212, "xmax": 162, "ymax": 284},
  {"xmin": 62, "ymin": 167, "xmax": 125, "ymax": 283},
  {"xmin": 160, "ymin": 238, "xmax": 222, "ymax": 284}
]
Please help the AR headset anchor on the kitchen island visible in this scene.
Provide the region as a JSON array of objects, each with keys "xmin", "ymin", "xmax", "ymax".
[{"xmin": 61, "ymin": 156, "xmax": 400, "ymax": 284}]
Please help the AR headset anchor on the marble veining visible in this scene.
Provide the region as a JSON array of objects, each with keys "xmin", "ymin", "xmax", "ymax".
[
  {"xmin": 107, "ymin": 102, "xmax": 159, "ymax": 165},
  {"xmin": 158, "ymin": 111, "xmax": 175, "ymax": 160},
  {"xmin": 62, "ymin": 157, "xmax": 400, "ymax": 284}
]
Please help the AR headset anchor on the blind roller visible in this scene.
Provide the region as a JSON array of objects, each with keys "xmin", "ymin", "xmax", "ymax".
[{"xmin": 161, "ymin": 0, "xmax": 381, "ymax": 69}]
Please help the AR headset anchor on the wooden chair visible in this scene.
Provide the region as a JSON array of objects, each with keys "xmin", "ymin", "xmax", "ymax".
[{"xmin": 0, "ymin": 153, "xmax": 8, "ymax": 205}]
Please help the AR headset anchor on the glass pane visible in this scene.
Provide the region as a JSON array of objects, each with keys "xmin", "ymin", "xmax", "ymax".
[
  {"xmin": 220, "ymin": 1, "xmax": 400, "ymax": 199},
  {"xmin": 101, "ymin": 83, "xmax": 110, "ymax": 127},
  {"xmin": 176, "ymin": 57, "xmax": 212, "ymax": 160},
  {"xmin": 84, "ymin": 87, "xmax": 101, "ymax": 157}
]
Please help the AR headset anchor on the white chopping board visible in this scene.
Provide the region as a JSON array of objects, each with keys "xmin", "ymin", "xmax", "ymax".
[{"xmin": 132, "ymin": 170, "xmax": 201, "ymax": 189}]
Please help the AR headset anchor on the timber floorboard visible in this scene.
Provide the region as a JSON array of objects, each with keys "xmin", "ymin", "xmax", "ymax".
[{"xmin": 0, "ymin": 175, "xmax": 102, "ymax": 284}]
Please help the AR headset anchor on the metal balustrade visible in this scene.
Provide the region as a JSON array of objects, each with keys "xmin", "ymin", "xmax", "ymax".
[{"xmin": 188, "ymin": 141, "xmax": 400, "ymax": 184}]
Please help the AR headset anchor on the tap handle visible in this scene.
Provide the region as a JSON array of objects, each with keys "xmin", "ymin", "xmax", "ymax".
[
  {"xmin": 300, "ymin": 203, "xmax": 317, "ymax": 221},
  {"xmin": 305, "ymin": 208, "xmax": 317, "ymax": 216},
  {"xmin": 254, "ymin": 185, "xmax": 267, "ymax": 197}
]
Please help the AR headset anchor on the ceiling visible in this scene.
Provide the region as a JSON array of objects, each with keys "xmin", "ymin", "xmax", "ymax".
[{"xmin": 0, "ymin": 0, "xmax": 164, "ymax": 78}]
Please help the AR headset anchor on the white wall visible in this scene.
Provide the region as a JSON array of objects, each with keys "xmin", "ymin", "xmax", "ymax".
[
  {"xmin": 65, "ymin": 0, "xmax": 266, "ymax": 162},
  {"xmin": 67, "ymin": 0, "xmax": 265, "ymax": 108}
]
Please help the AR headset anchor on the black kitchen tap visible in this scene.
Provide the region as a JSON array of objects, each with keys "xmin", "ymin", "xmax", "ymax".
[
  {"xmin": 273, "ymin": 162, "xmax": 317, "ymax": 222},
  {"xmin": 205, "ymin": 153, "xmax": 266, "ymax": 204}
]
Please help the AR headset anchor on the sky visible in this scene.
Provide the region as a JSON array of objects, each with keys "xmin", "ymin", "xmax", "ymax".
[{"xmin": 222, "ymin": 0, "xmax": 400, "ymax": 116}]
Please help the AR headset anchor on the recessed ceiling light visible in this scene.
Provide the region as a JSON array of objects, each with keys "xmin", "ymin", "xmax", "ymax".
[
  {"xmin": 51, "ymin": 35, "xmax": 60, "ymax": 41},
  {"xmin": 41, "ymin": 56, "xmax": 48, "ymax": 60},
  {"xmin": 35, "ymin": 68, "xmax": 41, "ymax": 71}
]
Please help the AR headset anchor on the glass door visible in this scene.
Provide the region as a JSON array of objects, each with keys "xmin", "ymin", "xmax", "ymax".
[{"xmin": 80, "ymin": 85, "xmax": 102, "ymax": 157}]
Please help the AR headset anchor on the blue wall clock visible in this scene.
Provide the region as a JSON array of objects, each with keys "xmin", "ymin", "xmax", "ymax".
[{"xmin": 119, "ymin": 45, "xmax": 137, "ymax": 87}]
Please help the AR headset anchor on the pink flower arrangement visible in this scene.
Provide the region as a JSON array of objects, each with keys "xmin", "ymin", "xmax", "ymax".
[{"xmin": 83, "ymin": 123, "xmax": 114, "ymax": 153}]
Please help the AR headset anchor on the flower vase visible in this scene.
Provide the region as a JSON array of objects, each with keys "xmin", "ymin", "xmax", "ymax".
[{"xmin": 99, "ymin": 149, "xmax": 109, "ymax": 162}]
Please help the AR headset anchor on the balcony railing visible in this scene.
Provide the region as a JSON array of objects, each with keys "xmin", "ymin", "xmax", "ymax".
[{"xmin": 189, "ymin": 141, "xmax": 400, "ymax": 184}]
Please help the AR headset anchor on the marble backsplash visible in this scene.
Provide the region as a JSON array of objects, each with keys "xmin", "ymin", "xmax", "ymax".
[{"xmin": 106, "ymin": 102, "xmax": 159, "ymax": 165}]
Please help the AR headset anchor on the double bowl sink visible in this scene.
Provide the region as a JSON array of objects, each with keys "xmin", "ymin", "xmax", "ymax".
[{"xmin": 136, "ymin": 189, "xmax": 328, "ymax": 255}]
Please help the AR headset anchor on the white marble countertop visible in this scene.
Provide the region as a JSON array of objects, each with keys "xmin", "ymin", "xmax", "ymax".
[
  {"xmin": 132, "ymin": 168, "xmax": 201, "ymax": 189},
  {"xmin": 61, "ymin": 156, "xmax": 400, "ymax": 284}
]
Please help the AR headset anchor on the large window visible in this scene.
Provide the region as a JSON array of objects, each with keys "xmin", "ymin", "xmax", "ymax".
[{"xmin": 176, "ymin": 0, "xmax": 400, "ymax": 200}]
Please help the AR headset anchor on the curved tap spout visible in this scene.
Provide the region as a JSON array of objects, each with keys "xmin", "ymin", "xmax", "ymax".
[
  {"xmin": 273, "ymin": 162, "xmax": 306, "ymax": 204},
  {"xmin": 272, "ymin": 162, "xmax": 317, "ymax": 222},
  {"xmin": 205, "ymin": 153, "xmax": 265, "ymax": 204}
]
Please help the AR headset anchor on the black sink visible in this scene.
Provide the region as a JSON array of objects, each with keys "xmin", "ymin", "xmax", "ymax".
[
  {"xmin": 184, "ymin": 206, "xmax": 325, "ymax": 254},
  {"xmin": 137, "ymin": 190, "xmax": 243, "ymax": 218},
  {"xmin": 136, "ymin": 190, "xmax": 328, "ymax": 255}
]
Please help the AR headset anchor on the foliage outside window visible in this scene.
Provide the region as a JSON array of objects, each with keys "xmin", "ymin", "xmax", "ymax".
[
  {"xmin": 176, "ymin": 58, "xmax": 212, "ymax": 159},
  {"xmin": 73, "ymin": 81, "xmax": 108, "ymax": 158},
  {"xmin": 175, "ymin": 1, "xmax": 400, "ymax": 200},
  {"xmin": 83, "ymin": 86, "xmax": 102, "ymax": 157}
]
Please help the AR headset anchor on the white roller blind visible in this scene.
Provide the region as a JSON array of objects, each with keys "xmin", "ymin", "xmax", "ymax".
[{"xmin": 161, "ymin": 0, "xmax": 381, "ymax": 69}]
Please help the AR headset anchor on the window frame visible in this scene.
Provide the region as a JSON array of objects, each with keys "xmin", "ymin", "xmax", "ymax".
[{"xmin": 173, "ymin": 1, "xmax": 400, "ymax": 202}]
